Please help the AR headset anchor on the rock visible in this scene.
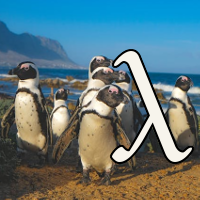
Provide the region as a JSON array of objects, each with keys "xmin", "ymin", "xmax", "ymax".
[
  {"xmin": 132, "ymin": 81, "xmax": 137, "ymax": 91},
  {"xmin": 134, "ymin": 94, "xmax": 140, "ymax": 98},
  {"xmin": 156, "ymin": 92, "xmax": 167, "ymax": 104},
  {"xmin": 52, "ymin": 79, "xmax": 59, "ymax": 86},
  {"xmin": 0, "ymin": 93, "xmax": 14, "ymax": 100},
  {"xmin": 0, "ymin": 77, "xmax": 19, "ymax": 82},
  {"xmin": 68, "ymin": 102, "xmax": 76, "ymax": 111},
  {"xmin": 66, "ymin": 76, "xmax": 74, "ymax": 81},
  {"xmin": 70, "ymin": 80, "xmax": 88, "ymax": 90},
  {"xmin": 154, "ymin": 88, "xmax": 164, "ymax": 92},
  {"xmin": 40, "ymin": 78, "xmax": 66, "ymax": 88},
  {"xmin": 132, "ymin": 82, "xmax": 167, "ymax": 104}
]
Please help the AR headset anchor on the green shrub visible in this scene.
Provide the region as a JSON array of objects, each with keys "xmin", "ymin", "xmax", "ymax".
[
  {"xmin": 0, "ymin": 99, "xmax": 14, "ymax": 119},
  {"xmin": 0, "ymin": 138, "xmax": 20, "ymax": 182}
]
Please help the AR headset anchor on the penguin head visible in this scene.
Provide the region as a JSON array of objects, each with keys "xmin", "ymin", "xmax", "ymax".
[
  {"xmin": 55, "ymin": 88, "xmax": 69, "ymax": 101},
  {"xmin": 96, "ymin": 85, "xmax": 128, "ymax": 108},
  {"xmin": 91, "ymin": 68, "xmax": 125, "ymax": 85},
  {"xmin": 9, "ymin": 61, "xmax": 39, "ymax": 87},
  {"xmin": 114, "ymin": 70, "xmax": 132, "ymax": 92},
  {"xmin": 9, "ymin": 61, "xmax": 37, "ymax": 80},
  {"xmin": 175, "ymin": 76, "xmax": 193, "ymax": 92},
  {"xmin": 89, "ymin": 56, "xmax": 113, "ymax": 78},
  {"xmin": 115, "ymin": 70, "xmax": 131, "ymax": 84}
]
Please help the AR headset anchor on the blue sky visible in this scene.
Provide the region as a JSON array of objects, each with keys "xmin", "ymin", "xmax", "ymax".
[{"xmin": 0, "ymin": 0, "xmax": 200, "ymax": 73}]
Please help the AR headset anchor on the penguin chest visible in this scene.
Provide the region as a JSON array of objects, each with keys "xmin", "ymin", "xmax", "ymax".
[
  {"xmin": 81, "ymin": 90, "xmax": 97, "ymax": 107},
  {"xmin": 15, "ymin": 92, "xmax": 46, "ymax": 151},
  {"xmin": 116, "ymin": 101, "xmax": 135, "ymax": 142},
  {"xmin": 78, "ymin": 113, "xmax": 116, "ymax": 171},
  {"xmin": 52, "ymin": 107, "xmax": 70, "ymax": 137},
  {"xmin": 168, "ymin": 100, "xmax": 195, "ymax": 148}
]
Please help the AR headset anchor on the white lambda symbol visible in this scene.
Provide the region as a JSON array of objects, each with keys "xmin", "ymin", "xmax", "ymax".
[{"xmin": 110, "ymin": 49, "xmax": 193, "ymax": 164}]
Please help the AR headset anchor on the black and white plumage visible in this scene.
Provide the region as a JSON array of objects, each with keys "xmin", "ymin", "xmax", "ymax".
[
  {"xmin": 52, "ymin": 85, "xmax": 136, "ymax": 185},
  {"xmin": 115, "ymin": 71, "xmax": 144, "ymax": 142},
  {"xmin": 1, "ymin": 61, "xmax": 52, "ymax": 167},
  {"xmin": 50, "ymin": 88, "xmax": 70, "ymax": 144},
  {"xmin": 165, "ymin": 76, "xmax": 199, "ymax": 152}
]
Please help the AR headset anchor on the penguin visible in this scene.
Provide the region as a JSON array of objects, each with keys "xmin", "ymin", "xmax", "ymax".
[
  {"xmin": 1, "ymin": 61, "xmax": 52, "ymax": 167},
  {"xmin": 165, "ymin": 75, "xmax": 199, "ymax": 152},
  {"xmin": 114, "ymin": 70, "xmax": 144, "ymax": 142},
  {"xmin": 88, "ymin": 55, "xmax": 113, "ymax": 79},
  {"xmin": 50, "ymin": 88, "xmax": 70, "ymax": 144},
  {"xmin": 52, "ymin": 85, "xmax": 136, "ymax": 185}
]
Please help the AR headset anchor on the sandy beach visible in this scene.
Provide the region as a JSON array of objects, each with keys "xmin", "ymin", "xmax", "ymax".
[{"xmin": 1, "ymin": 145, "xmax": 200, "ymax": 200}]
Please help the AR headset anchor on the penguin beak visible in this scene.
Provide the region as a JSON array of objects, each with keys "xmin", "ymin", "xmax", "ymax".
[
  {"xmin": 103, "ymin": 58, "xmax": 113, "ymax": 67},
  {"xmin": 190, "ymin": 81, "xmax": 193, "ymax": 87},
  {"xmin": 112, "ymin": 71, "xmax": 126, "ymax": 81},
  {"xmin": 112, "ymin": 70, "xmax": 123, "ymax": 81},
  {"xmin": 8, "ymin": 66, "xmax": 20, "ymax": 75},
  {"xmin": 109, "ymin": 59, "xmax": 113, "ymax": 66},
  {"xmin": 118, "ymin": 72, "xmax": 126, "ymax": 81}
]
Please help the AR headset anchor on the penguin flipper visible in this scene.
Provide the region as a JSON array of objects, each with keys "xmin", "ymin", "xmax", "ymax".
[
  {"xmin": 165, "ymin": 110, "xmax": 169, "ymax": 122},
  {"xmin": 52, "ymin": 118, "xmax": 79, "ymax": 164},
  {"xmin": 1, "ymin": 103, "xmax": 15, "ymax": 138},
  {"xmin": 187, "ymin": 96, "xmax": 199, "ymax": 151},
  {"xmin": 45, "ymin": 104, "xmax": 53, "ymax": 146},
  {"xmin": 68, "ymin": 104, "xmax": 82, "ymax": 129},
  {"xmin": 38, "ymin": 85, "xmax": 53, "ymax": 146},
  {"xmin": 130, "ymin": 95, "xmax": 144, "ymax": 133},
  {"xmin": 114, "ymin": 117, "xmax": 136, "ymax": 169}
]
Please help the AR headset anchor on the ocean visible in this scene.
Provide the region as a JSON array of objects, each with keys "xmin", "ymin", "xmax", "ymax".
[{"xmin": 1, "ymin": 66, "xmax": 200, "ymax": 114}]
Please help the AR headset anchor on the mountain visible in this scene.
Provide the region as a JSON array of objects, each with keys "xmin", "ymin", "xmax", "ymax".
[{"xmin": 0, "ymin": 21, "xmax": 82, "ymax": 68}]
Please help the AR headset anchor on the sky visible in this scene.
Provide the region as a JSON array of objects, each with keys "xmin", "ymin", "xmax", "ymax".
[{"xmin": 0, "ymin": 0, "xmax": 200, "ymax": 74}]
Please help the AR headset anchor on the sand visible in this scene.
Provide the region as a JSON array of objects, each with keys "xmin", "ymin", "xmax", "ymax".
[{"xmin": 1, "ymin": 145, "xmax": 200, "ymax": 200}]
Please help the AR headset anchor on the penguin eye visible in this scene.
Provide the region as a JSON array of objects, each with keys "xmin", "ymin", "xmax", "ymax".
[
  {"xmin": 24, "ymin": 66, "xmax": 30, "ymax": 71},
  {"xmin": 119, "ymin": 70, "xmax": 126, "ymax": 75},
  {"xmin": 96, "ymin": 58, "xmax": 102, "ymax": 63},
  {"xmin": 103, "ymin": 68, "xmax": 113, "ymax": 74},
  {"xmin": 103, "ymin": 70, "xmax": 109, "ymax": 74}
]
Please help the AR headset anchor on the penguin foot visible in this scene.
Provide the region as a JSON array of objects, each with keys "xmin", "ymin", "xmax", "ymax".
[
  {"xmin": 96, "ymin": 171, "xmax": 105, "ymax": 178},
  {"xmin": 28, "ymin": 161, "xmax": 45, "ymax": 169},
  {"xmin": 99, "ymin": 172, "xmax": 111, "ymax": 186},
  {"xmin": 17, "ymin": 151, "xmax": 26, "ymax": 160},
  {"xmin": 78, "ymin": 177, "xmax": 91, "ymax": 186},
  {"xmin": 78, "ymin": 169, "xmax": 91, "ymax": 186},
  {"xmin": 28, "ymin": 162, "xmax": 42, "ymax": 168},
  {"xmin": 76, "ymin": 158, "xmax": 82, "ymax": 173},
  {"xmin": 76, "ymin": 166, "xmax": 83, "ymax": 173},
  {"xmin": 28, "ymin": 154, "xmax": 47, "ymax": 169},
  {"xmin": 127, "ymin": 156, "xmax": 136, "ymax": 171}
]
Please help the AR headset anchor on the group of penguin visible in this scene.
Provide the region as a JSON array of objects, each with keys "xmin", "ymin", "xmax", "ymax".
[{"xmin": 0, "ymin": 56, "xmax": 199, "ymax": 185}]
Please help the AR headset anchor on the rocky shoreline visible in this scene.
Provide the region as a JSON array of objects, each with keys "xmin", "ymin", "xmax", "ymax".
[{"xmin": 0, "ymin": 76, "xmax": 167, "ymax": 103}]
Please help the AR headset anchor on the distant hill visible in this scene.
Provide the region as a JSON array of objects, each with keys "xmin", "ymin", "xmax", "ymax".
[{"xmin": 0, "ymin": 21, "xmax": 83, "ymax": 68}]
